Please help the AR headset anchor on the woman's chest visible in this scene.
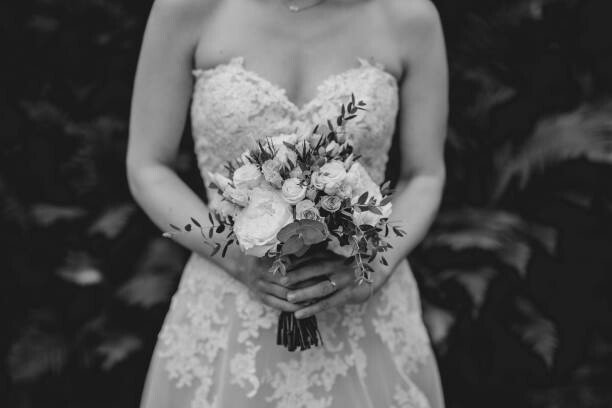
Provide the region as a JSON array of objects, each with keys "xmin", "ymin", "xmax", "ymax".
[{"xmin": 193, "ymin": 0, "xmax": 402, "ymax": 106}]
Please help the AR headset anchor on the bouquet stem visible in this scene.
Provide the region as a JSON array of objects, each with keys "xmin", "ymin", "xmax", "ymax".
[{"xmin": 277, "ymin": 311, "xmax": 323, "ymax": 352}]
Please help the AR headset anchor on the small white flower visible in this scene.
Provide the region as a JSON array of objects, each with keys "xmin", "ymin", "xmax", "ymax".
[
  {"xmin": 261, "ymin": 159, "xmax": 283, "ymax": 188},
  {"xmin": 317, "ymin": 161, "xmax": 347, "ymax": 194}
]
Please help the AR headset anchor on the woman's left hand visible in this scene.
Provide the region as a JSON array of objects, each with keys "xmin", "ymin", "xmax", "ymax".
[{"xmin": 281, "ymin": 253, "xmax": 390, "ymax": 319}]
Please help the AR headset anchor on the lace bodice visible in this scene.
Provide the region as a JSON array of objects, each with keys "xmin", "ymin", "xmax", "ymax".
[{"xmin": 190, "ymin": 56, "xmax": 399, "ymax": 186}]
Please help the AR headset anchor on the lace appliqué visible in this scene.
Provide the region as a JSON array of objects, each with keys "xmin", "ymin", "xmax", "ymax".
[
  {"xmin": 373, "ymin": 269, "xmax": 432, "ymax": 377},
  {"xmin": 158, "ymin": 255, "xmax": 277, "ymax": 407},
  {"xmin": 191, "ymin": 56, "xmax": 398, "ymax": 185}
]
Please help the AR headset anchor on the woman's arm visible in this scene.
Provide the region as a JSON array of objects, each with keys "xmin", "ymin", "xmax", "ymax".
[
  {"xmin": 126, "ymin": 0, "xmax": 298, "ymax": 311},
  {"xmin": 284, "ymin": 1, "xmax": 449, "ymax": 318},
  {"xmin": 378, "ymin": 0, "xmax": 448, "ymax": 271},
  {"xmin": 127, "ymin": 0, "xmax": 225, "ymax": 262}
]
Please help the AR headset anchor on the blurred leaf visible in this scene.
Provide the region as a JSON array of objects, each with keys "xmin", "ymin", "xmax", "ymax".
[
  {"xmin": 116, "ymin": 272, "xmax": 175, "ymax": 308},
  {"xmin": 452, "ymin": 267, "xmax": 498, "ymax": 316},
  {"xmin": 424, "ymin": 209, "xmax": 557, "ymax": 276},
  {"xmin": 495, "ymin": 102, "xmax": 612, "ymax": 196},
  {"xmin": 31, "ymin": 203, "xmax": 87, "ymax": 226},
  {"xmin": 56, "ymin": 251, "xmax": 103, "ymax": 286},
  {"xmin": 423, "ymin": 303, "xmax": 456, "ymax": 352},
  {"xmin": 87, "ymin": 203, "xmax": 136, "ymax": 239},
  {"xmin": 95, "ymin": 333, "xmax": 142, "ymax": 371},
  {"xmin": 512, "ymin": 297, "xmax": 559, "ymax": 368},
  {"xmin": 7, "ymin": 313, "xmax": 67, "ymax": 382}
]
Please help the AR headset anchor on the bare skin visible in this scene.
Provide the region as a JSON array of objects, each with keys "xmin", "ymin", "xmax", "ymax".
[{"xmin": 126, "ymin": 0, "xmax": 448, "ymax": 316}]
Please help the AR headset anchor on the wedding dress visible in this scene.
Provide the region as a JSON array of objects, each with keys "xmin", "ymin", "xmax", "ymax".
[{"xmin": 140, "ymin": 56, "xmax": 445, "ymax": 408}]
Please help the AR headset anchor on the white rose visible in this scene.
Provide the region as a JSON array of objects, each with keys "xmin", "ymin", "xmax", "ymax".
[
  {"xmin": 233, "ymin": 164, "xmax": 263, "ymax": 190},
  {"xmin": 281, "ymin": 178, "xmax": 307, "ymax": 204},
  {"xmin": 261, "ymin": 159, "xmax": 283, "ymax": 188},
  {"xmin": 233, "ymin": 188, "xmax": 293, "ymax": 257},
  {"xmin": 317, "ymin": 161, "xmax": 347, "ymax": 194},
  {"xmin": 295, "ymin": 199, "xmax": 321, "ymax": 221},
  {"xmin": 320, "ymin": 195, "xmax": 343, "ymax": 213}
]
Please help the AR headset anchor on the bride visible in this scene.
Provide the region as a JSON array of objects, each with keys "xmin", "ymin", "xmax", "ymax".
[{"xmin": 127, "ymin": 0, "xmax": 448, "ymax": 406}]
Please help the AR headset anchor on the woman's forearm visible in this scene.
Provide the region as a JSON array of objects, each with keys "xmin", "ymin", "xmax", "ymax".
[
  {"xmin": 382, "ymin": 172, "xmax": 445, "ymax": 272},
  {"xmin": 127, "ymin": 162, "xmax": 250, "ymax": 275}
]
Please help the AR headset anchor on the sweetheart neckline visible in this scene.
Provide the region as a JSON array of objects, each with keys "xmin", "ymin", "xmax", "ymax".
[{"xmin": 192, "ymin": 56, "xmax": 399, "ymax": 113}]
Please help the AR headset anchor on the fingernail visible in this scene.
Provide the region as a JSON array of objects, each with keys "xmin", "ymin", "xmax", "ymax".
[
  {"xmin": 286, "ymin": 293, "xmax": 296, "ymax": 302},
  {"xmin": 295, "ymin": 311, "xmax": 305, "ymax": 319},
  {"xmin": 280, "ymin": 276, "xmax": 289, "ymax": 285}
]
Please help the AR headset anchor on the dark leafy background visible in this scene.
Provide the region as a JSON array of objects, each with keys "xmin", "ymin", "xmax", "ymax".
[{"xmin": 2, "ymin": 0, "xmax": 612, "ymax": 407}]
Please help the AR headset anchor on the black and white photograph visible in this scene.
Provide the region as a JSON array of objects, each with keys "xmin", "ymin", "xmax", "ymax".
[{"xmin": 2, "ymin": 0, "xmax": 612, "ymax": 407}]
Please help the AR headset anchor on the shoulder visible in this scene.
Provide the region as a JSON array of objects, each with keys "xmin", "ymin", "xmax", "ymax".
[
  {"xmin": 148, "ymin": 0, "xmax": 221, "ymax": 28},
  {"xmin": 380, "ymin": 0, "xmax": 444, "ymax": 61},
  {"xmin": 380, "ymin": 0, "xmax": 442, "ymax": 42}
]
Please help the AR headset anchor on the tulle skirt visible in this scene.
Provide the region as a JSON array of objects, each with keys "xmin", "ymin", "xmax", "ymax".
[{"xmin": 140, "ymin": 253, "xmax": 445, "ymax": 408}]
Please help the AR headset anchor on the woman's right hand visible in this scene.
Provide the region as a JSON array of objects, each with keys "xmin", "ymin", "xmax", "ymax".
[{"xmin": 227, "ymin": 250, "xmax": 300, "ymax": 313}]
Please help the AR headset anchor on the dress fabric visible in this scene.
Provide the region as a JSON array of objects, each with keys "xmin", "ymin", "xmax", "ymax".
[{"xmin": 140, "ymin": 56, "xmax": 445, "ymax": 408}]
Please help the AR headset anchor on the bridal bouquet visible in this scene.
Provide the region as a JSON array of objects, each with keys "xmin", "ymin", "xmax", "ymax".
[{"xmin": 166, "ymin": 95, "xmax": 404, "ymax": 351}]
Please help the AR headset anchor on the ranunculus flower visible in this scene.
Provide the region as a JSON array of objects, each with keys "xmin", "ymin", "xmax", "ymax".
[
  {"xmin": 261, "ymin": 159, "xmax": 283, "ymax": 188},
  {"xmin": 320, "ymin": 195, "xmax": 342, "ymax": 213},
  {"xmin": 316, "ymin": 161, "xmax": 347, "ymax": 195},
  {"xmin": 295, "ymin": 199, "xmax": 322, "ymax": 221},
  {"xmin": 281, "ymin": 178, "xmax": 307, "ymax": 204},
  {"xmin": 233, "ymin": 163, "xmax": 262, "ymax": 190},
  {"xmin": 233, "ymin": 188, "xmax": 293, "ymax": 257}
]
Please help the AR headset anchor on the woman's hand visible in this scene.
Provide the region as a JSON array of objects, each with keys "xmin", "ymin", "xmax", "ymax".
[
  {"xmin": 231, "ymin": 253, "xmax": 300, "ymax": 313},
  {"xmin": 281, "ymin": 253, "xmax": 391, "ymax": 319}
]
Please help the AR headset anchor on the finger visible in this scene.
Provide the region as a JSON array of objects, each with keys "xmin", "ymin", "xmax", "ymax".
[
  {"xmin": 280, "ymin": 262, "xmax": 333, "ymax": 286},
  {"xmin": 294, "ymin": 288, "xmax": 352, "ymax": 319},
  {"xmin": 258, "ymin": 293, "xmax": 301, "ymax": 313},
  {"xmin": 286, "ymin": 272, "xmax": 352, "ymax": 303},
  {"xmin": 288, "ymin": 252, "xmax": 332, "ymax": 270},
  {"xmin": 256, "ymin": 279, "xmax": 290, "ymax": 300}
]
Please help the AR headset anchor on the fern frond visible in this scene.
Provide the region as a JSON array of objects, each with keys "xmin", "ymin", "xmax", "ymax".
[{"xmin": 494, "ymin": 102, "xmax": 612, "ymax": 197}]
